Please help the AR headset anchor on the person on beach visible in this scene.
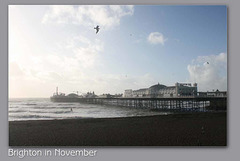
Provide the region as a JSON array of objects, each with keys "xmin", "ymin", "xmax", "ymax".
[{"xmin": 70, "ymin": 108, "xmax": 73, "ymax": 112}]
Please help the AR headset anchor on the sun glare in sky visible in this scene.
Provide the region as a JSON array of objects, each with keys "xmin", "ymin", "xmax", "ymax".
[{"xmin": 9, "ymin": 5, "xmax": 227, "ymax": 98}]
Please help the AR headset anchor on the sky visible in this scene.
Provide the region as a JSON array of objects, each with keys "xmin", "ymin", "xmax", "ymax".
[{"xmin": 9, "ymin": 5, "xmax": 227, "ymax": 98}]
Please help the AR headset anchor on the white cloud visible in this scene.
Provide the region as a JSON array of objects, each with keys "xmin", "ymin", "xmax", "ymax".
[
  {"xmin": 147, "ymin": 32, "xmax": 167, "ymax": 45},
  {"xmin": 187, "ymin": 53, "xmax": 227, "ymax": 91},
  {"xmin": 65, "ymin": 36, "xmax": 104, "ymax": 68},
  {"xmin": 9, "ymin": 5, "xmax": 135, "ymax": 97},
  {"xmin": 42, "ymin": 5, "xmax": 134, "ymax": 29},
  {"xmin": 42, "ymin": 5, "xmax": 75, "ymax": 24},
  {"xmin": 9, "ymin": 35, "xmax": 105, "ymax": 96}
]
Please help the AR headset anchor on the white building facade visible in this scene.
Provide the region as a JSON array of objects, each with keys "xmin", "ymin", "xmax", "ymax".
[
  {"xmin": 124, "ymin": 89, "xmax": 133, "ymax": 97},
  {"xmin": 124, "ymin": 82, "xmax": 198, "ymax": 98}
]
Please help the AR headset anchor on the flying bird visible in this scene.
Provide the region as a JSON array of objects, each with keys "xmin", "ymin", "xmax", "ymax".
[{"xmin": 94, "ymin": 25, "xmax": 100, "ymax": 34}]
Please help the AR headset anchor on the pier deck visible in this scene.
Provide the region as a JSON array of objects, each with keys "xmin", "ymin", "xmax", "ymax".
[{"xmin": 51, "ymin": 96, "xmax": 227, "ymax": 112}]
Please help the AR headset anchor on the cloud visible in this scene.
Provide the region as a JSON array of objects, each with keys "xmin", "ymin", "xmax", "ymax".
[
  {"xmin": 42, "ymin": 5, "xmax": 134, "ymax": 29},
  {"xmin": 9, "ymin": 35, "xmax": 104, "ymax": 85},
  {"xmin": 40, "ymin": 35, "xmax": 104, "ymax": 72},
  {"xmin": 147, "ymin": 32, "xmax": 167, "ymax": 45},
  {"xmin": 42, "ymin": 5, "xmax": 75, "ymax": 24},
  {"xmin": 187, "ymin": 53, "xmax": 227, "ymax": 91},
  {"xmin": 9, "ymin": 32, "xmax": 158, "ymax": 97},
  {"xmin": 65, "ymin": 36, "xmax": 104, "ymax": 68}
]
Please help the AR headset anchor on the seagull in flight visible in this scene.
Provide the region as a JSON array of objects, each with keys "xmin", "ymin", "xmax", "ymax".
[{"xmin": 94, "ymin": 25, "xmax": 100, "ymax": 34}]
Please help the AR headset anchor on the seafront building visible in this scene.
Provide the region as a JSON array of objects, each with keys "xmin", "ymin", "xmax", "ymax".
[
  {"xmin": 198, "ymin": 90, "xmax": 227, "ymax": 97},
  {"xmin": 124, "ymin": 82, "xmax": 198, "ymax": 98}
]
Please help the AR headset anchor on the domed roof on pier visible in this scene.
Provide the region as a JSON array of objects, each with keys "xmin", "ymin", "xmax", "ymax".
[
  {"xmin": 149, "ymin": 83, "xmax": 166, "ymax": 90},
  {"xmin": 67, "ymin": 93, "xmax": 78, "ymax": 97}
]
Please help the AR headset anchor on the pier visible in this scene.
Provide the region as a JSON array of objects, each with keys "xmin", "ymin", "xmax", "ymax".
[{"xmin": 51, "ymin": 96, "xmax": 227, "ymax": 112}]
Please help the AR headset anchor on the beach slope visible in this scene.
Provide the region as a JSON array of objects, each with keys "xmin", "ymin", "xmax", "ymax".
[{"xmin": 9, "ymin": 112, "xmax": 226, "ymax": 146}]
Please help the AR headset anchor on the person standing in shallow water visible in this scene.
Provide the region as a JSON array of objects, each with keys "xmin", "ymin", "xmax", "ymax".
[{"xmin": 70, "ymin": 108, "xmax": 73, "ymax": 112}]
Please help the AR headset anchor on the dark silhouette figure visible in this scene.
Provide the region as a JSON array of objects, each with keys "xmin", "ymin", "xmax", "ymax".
[
  {"xmin": 94, "ymin": 25, "xmax": 100, "ymax": 34},
  {"xmin": 207, "ymin": 62, "xmax": 209, "ymax": 64}
]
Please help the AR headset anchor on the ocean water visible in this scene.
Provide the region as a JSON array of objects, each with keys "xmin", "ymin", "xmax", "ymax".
[{"xmin": 9, "ymin": 98, "xmax": 170, "ymax": 121}]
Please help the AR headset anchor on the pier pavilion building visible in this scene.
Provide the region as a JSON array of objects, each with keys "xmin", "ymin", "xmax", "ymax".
[{"xmin": 124, "ymin": 82, "xmax": 198, "ymax": 98}]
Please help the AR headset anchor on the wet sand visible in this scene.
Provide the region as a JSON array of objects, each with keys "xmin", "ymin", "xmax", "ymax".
[{"xmin": 9, "ymin": 112, "xmax": 226, "ymax": 146}]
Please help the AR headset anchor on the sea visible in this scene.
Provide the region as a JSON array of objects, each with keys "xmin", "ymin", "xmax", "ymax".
[{"xmin": 9, "ymin": 98, "xmax": 170, "ymax": 121}]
